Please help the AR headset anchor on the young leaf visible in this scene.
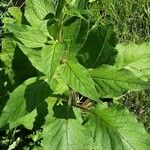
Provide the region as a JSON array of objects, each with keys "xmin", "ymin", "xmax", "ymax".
[
  {"xmin": 6, "ymin": 24, "xmax": 49, "ymax": 48},
  {"xmin": 78, "ymin": 24, "xmax": 118, "ymax": 68},
  {"xmin": 18, "ymin": 44, "xmax": 43, "ymax": 72},
  {"xmin": 86, "ymin": 104, "xmax": 150, "ymax": 150},
  {"xmin": 32, "ymin": 0, "xmax": 55, "ymax": 20},
  {"xmin": 115, "ymin": 42, "xmax": 150, "ymax": 81},
  {"xmin": 0, "ymin": 77, "xmax": 52, "ymax": 129},
  {"xmin": 24, "ymin": 0, "xmax": 47, "ymax": 30},
  {"xmin": 89, "ymin": 65, "xmax": 147, "ymax": 98},
  {"xmin": 41, "ymin": 41, "xmax": 65, "ymax": 83},
  {"xmin": 42, "ymin": 97, "xmax": 92, "ymax": 150},
  {"xmin": 60, "ymin": 61, "xmax": 99, "ymax": 100}
]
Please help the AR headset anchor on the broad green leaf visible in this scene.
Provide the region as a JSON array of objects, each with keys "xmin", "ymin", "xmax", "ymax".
[
  {"xmin": 32, "ymin": 0, "xmax": 55, "ymax": 20},
  {"xmin": 63, "ymin": 17, "xmax": 81, "ymax": 40},
  {"xmin": 115, "ymin": 42, "xmax": 150, "ymax": 81},
  {"xmin": 0, "ymin": 77, "xmax": 52, "ymax": 129},
  {"xmin": 0, "ymin": 36, "xmax": 16, "ymax": 83},
  {"xmin": 6, "ymin": 24, "xmax": 49, "ymax": 48},
  {"xmin": 60, "ymin": 61, "xmax": 99, "ymax": 100},
  {"xmin": 9, "ymin": 110, "xmax": 37, "ymax": 130},
  {"xmin": 25, "ymin": 0, "xmax": 42, "ymax": 26},
  {"xmin": 18, "ymin": 44, "xmax": 43, "ymax": 72},
  {"xmin": 78, "ymin": 24, "xmax": 118, "ymax": 68},
  {"xmin": 50, "ymin": 67, "xmax": 69, "ymax": 95},
  {"xmin": 42, "ymin": 97, "xmax": 92, "ymax": 150},
  {"xmin": 41, "ymin": 41, "xmax": 65, "ymax": 83},
  {"xmin": 89, "ymin": 65, "xmax": 147, "ymax": 98},
  {"xmin": 86, "ymin": 104, "xmax": 150, "ymax": 150},
  {"xmin": 24, "ymin": 0, "xmax": 50, "ymax": 37},
  {"xmin": 68, "ymin": 19, "xmax": 89, "ymax": 58}
]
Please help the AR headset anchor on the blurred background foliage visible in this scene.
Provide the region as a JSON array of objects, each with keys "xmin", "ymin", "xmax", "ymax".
[{"xmin": 90, "ymin": 0, "xmax": 150, "ymax": 42}]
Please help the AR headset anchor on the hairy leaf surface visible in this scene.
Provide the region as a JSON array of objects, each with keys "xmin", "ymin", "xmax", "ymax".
[
  {"xmin": 115, "ymin": 42, "xmax": 150, "ymax": 81},
  {"xmin": 42, "ymin": 41, "xmax": 65, "ymax": 83},
  {"xmin": 89, "ymin": 65, "xmax": 147, "ymax": 98},
  {"xmin": 42, "ymin": 98, "xmax": 92, "ymax": 150},
  {"xmin": 32, "ymin": 0, "xmax": 55, "ymax": 20},
  {"xmin": 6, "ymin": 24, "xmax": 49, "ymax": 48},
  {"xmin": 86, "ymin": 104, "xmax": 150, "ymax": 150},
  {"xmin": 24, "ymin": 0, "xmax": 48, "ymax": 33},
  {"xmin": 60, "ymin": 61, "xmax": 99, "ymax": 100}
]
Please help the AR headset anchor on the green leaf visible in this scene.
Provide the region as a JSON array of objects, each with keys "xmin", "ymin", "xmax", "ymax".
[
  {"xmin": 115, "ymin": 42, "xmax": 150, "ymax": 81},
  {"xmin": 68, "ymin": 19, "xmax": 89, "ymax": 59},
  {"xmin": 6, "ymin": 24, "xmax": 49, "ymax": 48},
  {"xmin": 0, "ymin": 77, "xmax": 52, "ymax": 129},
  {"xmin": 89, "ymin": 65, "xmax": 147, "ymax": 98},
  {"xmin": 86, "ymin": 104, "xmax": 150, "ymax": 150},
  {"xmin": 24, "ymin": 0, "xmax": 46, "ymax": 28},
  {"xmin": 60, "ymin": 61, "xmax": 99, "ymax": 100},
  {"xmin": 8, "ymin": 7, "xmax": 22, "ymax": 23},
  {"xmin": 42, "ymin": 97, "xmax": 92, "ymax": 150},
  {"xmin": 63, "ymin": 17, "xmax": 81, "ymax": 40},
  {"xmin": 78, "ymin": 24, "xmax": 118, "ymax": 68},
  {"xmin": 10, "ymin": 110, "xmax": 37, "ymax": 130},
  {"xmin": 50, "ymin": 67, "xmax": 69, "ymax": 95},
  {"xmin": 18, "ymin": 44, "xmax": 43, "ymax": 72},
  {"xmin": 0, "ymin": 36, "xmax": 16, "ymax": 83},
  {"xmin": 32, "ymin": 0, "xmax": 55, "ymax": 20},
  {"xmin": 41, "ymin": 41, "xmax": 65, "ymax": 83}
]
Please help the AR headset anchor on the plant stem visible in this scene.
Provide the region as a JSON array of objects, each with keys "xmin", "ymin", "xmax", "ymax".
[
  {"xmin": 56, "ymin": 0, "xmax": 65, "ymax": 19},
  {"xmin": 54, "ymin": 0, "xmax": 65, "ymax": 41}
]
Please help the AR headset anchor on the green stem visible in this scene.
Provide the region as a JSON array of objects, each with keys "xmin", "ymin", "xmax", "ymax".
[
  {"xmin": 54, "ymin": 0, "xmax": 65, "ymax": 41},
  {"xmin": 56, "ymin": 0, "xmax": 65, "ymax": 19}
]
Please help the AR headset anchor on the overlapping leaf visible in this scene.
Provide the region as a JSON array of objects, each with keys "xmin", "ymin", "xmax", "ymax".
[
  {"xmin": 6, "ymin": 24, "xmax": 49, "ymax": 48},
  {"xmin": 115, "ymin": 42, "xmax": 150, "ymax": 81},
  {"xmin": 32, "ymin": 0, "xmax": 55, "ymax": 20},
  {"xmin": 78, "ymin": 24, "xmax": 118, "ymax": 68},
  {"xmin": 86, "ymin": 104, "xmax": 150, "ymax": 150},
  {"xmin": 0, "ymin": 77, "xmax": 52, "ymax": 129},
  {"xmin": 63, "ymin": 17, "xmax": 81, "ymax": 40},
  {"xmin": 42, "ymin": 98, "xmax": 92, "ymax": 150},
  {"xmin": 68, "ymin": 19, "xmax": 89, "ymax": 59},
  {"xmin": 24, "ymin": 0, "xmax": 47, "ymax": 30},
  {"xmin": 42, "ymin": 41, "xmax": 65, "ymax": 83},
  {"xmin": 18, "ymin": 44, "xmax": 43, "ymax": 72},
  {"xmin": 60, "ymin": 61, "xmax": 99, "ymax": 100},
  {"xmin": 89, "ymin": 65, "xmax": 147, "ymax": 98}
]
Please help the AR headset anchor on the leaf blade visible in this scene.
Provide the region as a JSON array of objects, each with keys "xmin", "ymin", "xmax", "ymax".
[
  {"xmin": 42, "ymin": 98, "xmax": 92, "ymax": 150},
  {"xmin": 60, "ymin": 61, "xmax": 99, "ymax": 100},
  {"xmin": 86, "ymin": 104, "xmax": 150, "ymax": 150},
  {"xmin": 89, "ymin": 65, "xmax": 147, "ymax": 98}
]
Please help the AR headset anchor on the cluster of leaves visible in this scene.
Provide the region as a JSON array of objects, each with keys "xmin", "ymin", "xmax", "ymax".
[{"xmin": 0, "ymin": 0, "xmax": 150, "ymax": 149}]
